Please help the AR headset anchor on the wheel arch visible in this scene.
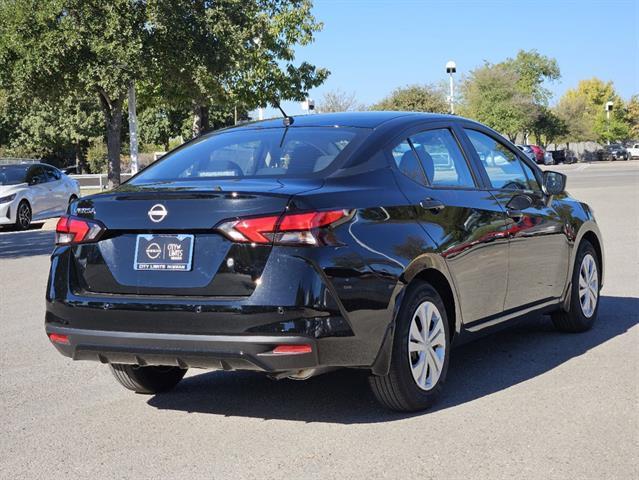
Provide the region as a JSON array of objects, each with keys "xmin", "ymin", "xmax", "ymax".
[
  {"xmin": 371, "ymin": 261, "xmax": 462, "ymax": 376},
  {"xmin": 560, "ymin": 220, "xmax": 605, "ymax": 311}
]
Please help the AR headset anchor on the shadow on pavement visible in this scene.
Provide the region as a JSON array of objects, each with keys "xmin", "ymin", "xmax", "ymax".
[
  {"xmin": 147, "ymin": 295, "xmax": 638, "ymax": 424},
  {"xmin": 0, "ymin": 227, "xmax": 54, "ymax": 259}
]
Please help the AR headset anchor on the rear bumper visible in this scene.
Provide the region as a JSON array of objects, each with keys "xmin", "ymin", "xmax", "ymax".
[{"xmin": 46, "ymin": 325, "xmax": 319, "ymax": 372}]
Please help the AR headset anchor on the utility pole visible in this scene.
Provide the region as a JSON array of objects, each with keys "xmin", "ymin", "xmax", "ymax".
[
  {"xmin": 605, "ymin": 101, "xmax": 614, "ymax": 145},
  {"xmin": 446, "ymin": 61, "xmax": 457, "ymax": 115},
  {"xmin": 128, "ymin": 83, "xmax": 139, "ymax": 174}
]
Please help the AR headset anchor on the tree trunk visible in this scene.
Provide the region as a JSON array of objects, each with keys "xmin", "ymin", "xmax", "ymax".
[
  {"xmin": 106, "ymin": 105, "xmax": 123, "ymax": 188},
  {"xmin": 76, "ymin": 142, "xmax": 88, "ymax": 174},
  {"xmin": 97, "ymin": 88, "xmax": 124, "ymax": 189},
  {"xmin": 192, "ymin": 104, "xmax": 209, "ymax": 138}
]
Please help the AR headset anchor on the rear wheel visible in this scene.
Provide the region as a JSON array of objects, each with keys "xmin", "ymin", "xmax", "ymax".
[
  {"xmin": 109, "ymin": 364, "xmax": 187, "ymax": 394},
  {"xmin": 552, "ymin": 241, "xmax": 600, "ymax": 332},
  {"xmin": 369, "ymin": 282, "xmax": 450, "ymax": 411},
  {"xmin": 15, "ymin": 200, "xmax": 31, "ymax": 230}
]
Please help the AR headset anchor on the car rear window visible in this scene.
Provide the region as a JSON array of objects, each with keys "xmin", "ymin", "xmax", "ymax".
[{"xmin": 130, "ymin": 126, "xmax": 368, "ymax": 184}]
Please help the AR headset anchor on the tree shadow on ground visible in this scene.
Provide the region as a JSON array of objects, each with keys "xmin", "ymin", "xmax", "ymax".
[
  {"xmin": 0, "ymin": 226, "xmax": 54, "ymax": 259},
  {"xmin": 147, "ymin": 296, "xmax": 638, "ymax": 424}
]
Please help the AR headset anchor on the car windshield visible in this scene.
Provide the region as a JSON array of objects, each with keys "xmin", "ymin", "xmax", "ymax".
[
  {"xmin": 0, "ymin": 165, "xmax": 29, "ymax": 185},
  {"xmin": 607, "ymin": 144, "xmax": 622, "ymax": 149},
  {"xmin": 130, "ymin": 126, "xmax": 368, "ymax": 184}
]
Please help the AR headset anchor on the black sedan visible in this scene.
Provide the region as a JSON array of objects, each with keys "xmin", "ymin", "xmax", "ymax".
[{"xmin": 45, "ymin": 112, "xmax": 604, "ymax": 411}]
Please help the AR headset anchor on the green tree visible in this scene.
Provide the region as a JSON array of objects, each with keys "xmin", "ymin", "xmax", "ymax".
[
  {"xmin": 531, "ymin": 107, "xmax": 567, "ymax": 147},
  {"xmin": 502, "ymin": 49, "xmax": 560, "ymax": 105},
  {"xmin": 149, "ymin": 0, "xmax": 328, "ymax": 137},
  {"xmin": 459, "ymin": 63, "xmax": 535, "ymax": 141},
  {"xmin": 555, "ymin": 94, "xmax": 593, "ymax": 146},
  {"xmin": 6, "ymin": 94, "xmax": 102, "ymax": 169},
  {"xmin": 560, "ymin": 78, "xmax": 630, "ymax": 143},
  {"xmin": 0, "ymin": 0, "xmax": 150, "ymax": 186},
  {"xmin": 138, "ymin": 104, "xmax": 189, "ymax": 152},
  {"xmin": 371, "ymin": 84, "xmax": 448, "ymax": 113},
  {"xmin": 0, "ymin": 0, "xmax": 328, "ymax": 188}
]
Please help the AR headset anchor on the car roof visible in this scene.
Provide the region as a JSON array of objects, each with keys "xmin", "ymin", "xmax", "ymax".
[{"xmin": 229, "ymin": 111, "xmax": 459, "ymax": 130}]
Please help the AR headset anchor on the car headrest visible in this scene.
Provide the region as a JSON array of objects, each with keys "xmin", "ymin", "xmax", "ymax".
[
  {"xmin": 287, "ymin": 144, "xmax": 323, "ymax": 175},
  {"xmin": 413, "ymin": 145, "xmax": 434, "ymax": 182},
  {"xmin": 400, "ymin": 150, "xmax": 424, "ymax": 183}
]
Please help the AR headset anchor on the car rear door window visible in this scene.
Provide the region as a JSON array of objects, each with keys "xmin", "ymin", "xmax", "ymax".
[
  {"xmin": 409, "ymin": 129, "xmax": 475, "ymax": 188},
  {"xmin": 391, "ymin": 140, "xmax": 428, "ymax": 185},
  {"xmin": 28, "ymin": 166, "xmax": 48, "ymax": 185},
  {"xmin": 44, "ymin": 166, "xmax": 61, "ymax": 181},
  {"xmin": 464, "ymin": 129, "xmax": 533, "ymax": 191}
]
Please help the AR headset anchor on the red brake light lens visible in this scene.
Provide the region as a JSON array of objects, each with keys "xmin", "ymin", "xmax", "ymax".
[
  {"xmin": 48, "ymin": 333, "xmax": 70, "ymax": 345},
  {"xmin": 272, "ymin": 344, "xmax": 313, "ymax": 355},
  {"xmin": 55, "ymin": 215, "xmax": 104, "ymax": 245},
  {"xmin": 217, "ymin": 210, "xmax": 349, "ymax": 246}
]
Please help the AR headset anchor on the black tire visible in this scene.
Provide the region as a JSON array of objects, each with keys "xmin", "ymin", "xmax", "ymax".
[
  {"xmin": 369, "ymin": 282, "xmax": 451, "ymax": 412},
  {"xmin": 552, "ymin": 240, "xmax": 600, "ymax": 333},
  {"xmin": 109, "ymin": 364, "xmax": 187, "ymax": 394},
  {"xmin": 15, "ymin": 200, "xmax": 31, "ymax": 230}
]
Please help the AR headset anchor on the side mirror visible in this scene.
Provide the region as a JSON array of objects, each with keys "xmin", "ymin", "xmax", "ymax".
[
  {"xmin": 29, "ymin": 177, "xmax": 39, "ymax": 185},
  {"xmin": 542, "ymin": 171, "xmax": 566, "ymax": 195}
]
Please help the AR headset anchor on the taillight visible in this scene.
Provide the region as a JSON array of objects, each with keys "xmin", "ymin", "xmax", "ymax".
[
  {"xmin": 55, "ymin": 215, "xmax": 105, "ymax": 245},
  {"xmin": 217, "ymin": 210, "xmax": 350, "ymax": 246}
]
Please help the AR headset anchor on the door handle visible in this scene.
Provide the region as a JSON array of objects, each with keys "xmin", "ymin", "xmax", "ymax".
[{"xmin": 420, "ymin": 197, "xmax": 445, "ymax": 212}]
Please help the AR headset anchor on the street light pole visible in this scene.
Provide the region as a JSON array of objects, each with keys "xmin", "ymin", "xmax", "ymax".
[
  {"xmin": 446, "ymin": 60, "xmax": 457, "ymax": 114},
  {"xmin": 128, "ymin": 83, "xmax": 139, "ymax": 175},
  {"xmin": 605, "ymin": 101, "xmax": 614, "ymax": 145}
]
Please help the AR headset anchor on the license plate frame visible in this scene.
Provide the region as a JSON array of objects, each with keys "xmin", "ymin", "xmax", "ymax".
[{"xmin": 134, "ymin": 234, "xmax": 194, "ymax": 272}]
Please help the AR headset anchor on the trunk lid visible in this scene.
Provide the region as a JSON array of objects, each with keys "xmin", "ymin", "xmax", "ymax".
[{"xmin": 68, "ymin": 178, "xmax": 322, "ymax": 297}]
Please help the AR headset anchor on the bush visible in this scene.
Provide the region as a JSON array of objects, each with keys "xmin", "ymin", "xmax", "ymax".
[{"xmin": 86, "ymin": 139, "xmax": 108, "ymax": 173}]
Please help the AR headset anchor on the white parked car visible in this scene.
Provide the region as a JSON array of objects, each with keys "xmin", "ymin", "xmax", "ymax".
[
  {"xmin": 543, "ymin": 151, "xmax": 554, "ymax": 165},
  {"xmin": 627, "ymin": 143, "xmax": 639, "ymax": 159},
  {"xmin": 0, "ymin": 163, "xmax": 80, "ymax": 230}
]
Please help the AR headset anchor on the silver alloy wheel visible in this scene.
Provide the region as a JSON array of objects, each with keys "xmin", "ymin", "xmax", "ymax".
[
  {"xmin": 408, "ymin": 301, "xmax": 446, "ymax": 391},
  {"xmin": 18, "ymin": 202, "xmax": 31, "ymax": 229},
  {"xmin": 578, "ymin": 253, "xmax": 599, "ymax": 318}
]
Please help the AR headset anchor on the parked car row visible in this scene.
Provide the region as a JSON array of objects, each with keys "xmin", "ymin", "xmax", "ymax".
[
  {"xmin": 0, "ymin": 163, "xmax": 80, "ymax": 229},
  {"xmin": 516, "ymin": 144, "xmax": 554, "ymax": 165}
]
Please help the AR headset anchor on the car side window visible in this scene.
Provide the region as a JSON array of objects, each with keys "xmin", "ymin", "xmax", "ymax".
[
  {"xmin": 464, "ymin": 129, "xmax": 531, "ymax": 191},
  {"xmin": 44, "ymin": 166, "xmax": 61, "ymax": 181},
  {"xmin": 518, "ymin": 159, "xmax": 541, "ymax": 191},
  {"xmin": 27, "ymin": 166, "xmax": 47, "ymax": 185},
  {"xmin": 391, "ymin": 140, "xmax": 427, "ymax": 185},
  {"xmin": 409, "ymin": 129, "xmax": 475, "ymax": 188}
]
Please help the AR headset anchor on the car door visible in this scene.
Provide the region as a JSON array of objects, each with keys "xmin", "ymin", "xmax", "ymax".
[
  {"xmin": 388, "ymin": 123, "xmax": 510, "ymax": 325},
  {"xmin": 43, "ymin": 166, "xmax": 67, "ymax": 213},
  {"xmin": 25, "ymin": 166, "xmax": 51, "ymax": 217},
  {"xmin": 461, "ymin": 127, "xmax": 571, "ymax": 310}
]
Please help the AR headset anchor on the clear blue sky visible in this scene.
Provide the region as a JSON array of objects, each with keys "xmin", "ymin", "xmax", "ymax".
[{"xmin": 269, "ymin": 0, "xmax": 638, "ymax": 116}]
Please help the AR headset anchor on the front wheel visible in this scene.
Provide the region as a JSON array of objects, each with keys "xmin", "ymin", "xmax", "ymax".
[
  {"xmin": 369, "ymin": 282, "xmax": 450, "ymax": 411},
  {"xmin": 109, "ymin": 364, "xmax": 187, "ymax": 394},
  {"xmin": 552, "ymin": 241, "xmax": 600, "ymax": 332},
  {"xmin": 15, "ymin": 200, "xmax": 32, "ymax": 230}
]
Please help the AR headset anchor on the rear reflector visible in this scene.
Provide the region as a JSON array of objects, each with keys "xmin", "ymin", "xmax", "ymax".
[
  {"xmin": 56, "ymin": 215, "xmax": 104, "ymax": 245},
  {"xmin": 217, "ymin": 210, "xmax": 350, "ymax": 246},
  {"xmin": 272, "ymin": 344, "xmax": 313, "ymax": 355},
  {"xmin": 48, "ymin": 333, "xmax": 70, "ymax": 345}
]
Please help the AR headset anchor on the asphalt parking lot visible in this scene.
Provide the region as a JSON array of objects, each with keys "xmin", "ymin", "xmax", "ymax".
[{"xmin": 1, "ymin": 161, "xmax": 637, "ymax": 479}]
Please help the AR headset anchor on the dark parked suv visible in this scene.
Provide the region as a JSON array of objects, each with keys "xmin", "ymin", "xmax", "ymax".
[{"xmin": 46, "ymin": 112, "xmax": 604, "ymax": 411}]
